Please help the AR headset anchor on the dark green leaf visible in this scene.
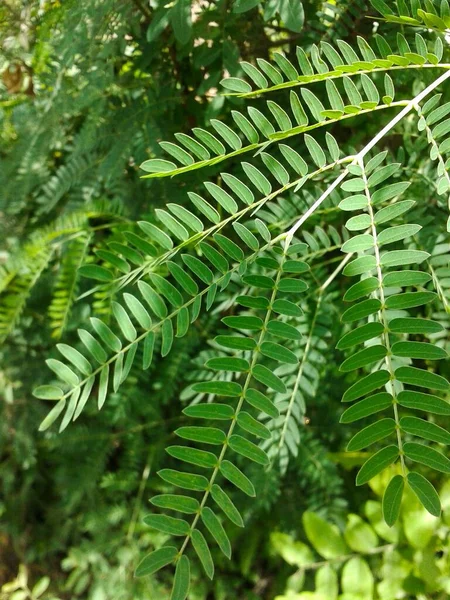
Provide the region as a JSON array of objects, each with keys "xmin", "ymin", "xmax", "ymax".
[
  {"xmin": 382, "ymin": 475, "xmax": 404, "ymax": 527},
  {"xmin": 407, "ymin": 472, "xmax": 441, "ymax": 517}
]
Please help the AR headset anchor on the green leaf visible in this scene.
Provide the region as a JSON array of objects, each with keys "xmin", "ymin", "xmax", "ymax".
[
  {"xmin": 233, "ymin": 223, "xmax": 259, "ymax": 251},
  {"xmin": 407, "ymin": 472, "xmax": 441, "ymax": 517},
  {"xmin": 150, "ymin": 273, "xmax": 183, "ymax": 307},
  {"xmin": 143, "ymin": 514, "xmax": 190, "ymax": 536},
  {"xmin": 343, "ymin": 371, "xmax": 390, "ymax": 402},
  {"xmin": 138, "ymin": 221, "xmax": 173, "ymax": 250},
  {"xmin": 236, "ymin": 411, "xmax": 271, "ymax": 439},
  {"xmin": 382, "ymin": 475, "xmax": 404, "ymax": 527},
  {"xmin": 341, "ymin": 234, "xmax": 374, "ymax": 253},
  {"xmin": 356, "ymin": 445, "xmax": 398, "ymax": 485},
  {"xmin": 266, "ymin": 320, "xmax": 301, "ymax": 340},
  {"xmin": 192, "ymin": 381, "xmax": 242, "ymax": 396},
  {"xmin": 400, "ymin": 416, "xmax": 450, "ymax": 445},
  {"xmin": 171, "ymin": 555, "xmax": 190, "ymax": 600},
  {"xmin": 344, "ymin": 514, "xmax": 378, "ymax": 553},
  {"xmin": 124, "ymin": 293, "xmax": 152, "ymax": 329},
  {"xmin": 378, "ymin": 224, "xmax": 422, "ymax": 245},
  {"xmin": 341, "ymin": 299, "xmax": 381, "ymax": 323},
  {"xmin": 343, "ymin": 255, "xmax": 377, "ymax": 276},
  {"xmin": 383, "ymin": 270, "xmax": 431, "ymax": 287},
  {"xmin": 176, "ymin": 426, "xmax": 226, "ymax": 445},
  {"xmin": 158, "ymin": 469, "xmax": 209, "ymax": 491},
  {"xmin": 220, "ymin": 460, "xmax": 255, "ymax": 496},
  {"xmin": 135, "ymin": 547, "xmax": 178, "ymax": 577},
  {"xmin": 151, "ymin": 494, "xmax": 200, "ymax": 514},
  {"xmin": 191, "ymin": 529, "xmax": 214, "ymax": 579},
  {"xmin": 381, "ymin": 250, "xmax": 429, "ymax": 267},
  {"xmin": 340, "ymin": 345, "xmax": 387, "ymax": 372},
  {"xmin": 78, "ymin": 329, "xmax": 107, "ymax": 364},
  {"xmin": 347, "ymin": 418, "xmax": 396, "ymax": 451},
  {"xmin": 252, "ymin": 364, "xmax": 286, "ymax": 393},
  {"xmin": 374, "ymin": 200, "xmax": 415, "ymax": 224},
  {"xmin": 245, "ymin": 388, "xmax": 279, "ymax": 418},
  {"xmin": 385, "ymin": 291, "xmax": 436, "ymax": 310},
  {"xmin": 336, "ymin": 322, "xmax": 384, "ymax": 350},
  {"xmin": 277, "ymin": 278, "xmax": 308, "ymax": 293},
  {"xmin": 166, "ymin": 446, "xmax": 217, "ymax": 468},
  {"xmin": 260, "ymin": 341, "xmax": 298, "ymax": 364},
  {"xmin": 98, "ymin": 364, "xmax": 109, "ymax": 409},
  {"xmin": 211, "ymin": 484, "xmax": 244, "ymax": 527},
  {"xmin": 214, "ymin": 234, "xmax": 244, "ymax": 261},
  {"xmin": 45, "ymin": 358, "xmax": 79, "ymax": 386},
  {"xmin": 279, "ymin": 0, "xmax": 304, "ymax": 33},
  {"xmin": 339, "ymin": 194, "xmax": 368, "ymax": 211},
  {"xmin": 201, "ymin": 507, "xmax": 231, "ymax": 559},
  {"xmin": 388, "ymin": 318, "xmax": 443, "ymax": 335},
  {"xmin": 395, "ymin": 366, "xmax": 449, "ymax": 391},
  {"xmin": 305, "ymin": 134, "xmax": 326, "ymax": 167},
  {"xmin": 221, "ymin": 77, "xmax": 252, "ymax": 93},
  {"xmin": 229, "ymin": 434, "xmax": 270, "ymax": 465},
  {"xmin": 78, "ymin": 264, "xmax": 113, "ymax": 281},
  {"xmin": 404, "ymin": 442, "xmax": 450, "ymax": 473},
  {"xmin": 397, "ymin": 390, "xmax": 450, "ymax": 415},
  {"xmin": 345, "ymin": 214, "xmax": 372, "ymax": 231},
  {"xmin": 302, "ymin": 511, "xmax": 348, "ymax": 559},
  {"xmin": 222, "ymin": 315, "xmax": 263, "ymax": 331},
  {"xmin": 39, "ymin": 398, "xmax": 66, "ymax": 431},
  {"xmin": 112, "ymin": 302, "xmax": 137, "ymax": 342},
  {"xmin": 341, "ymin": 557, "xmax": 374, "ymax": 598},
  {"xmin": 392, "ymin": 341, "xmax": 448, "ymax": 360},
  {"xmin": 90, "ymin": 317, "xmax": 122, "ymax": 352},
  {"xmin": 183, "ymin": 403, "xmax": 235, "ymax": 420},
  {"xmin": 206, "ymin": 357, "xmax": 249, "ymax": 372},
  {"xmin": 272, "ymin": 298, "xmax": 303, "ymax": 317},
  {"xmin": 340, "ymin": 392, "xmax": 392, "ymax": 423},
  {"xmin": 33, "ymin": 385, "xmax": 64, "ymax": 400},
  {"xmin": 138, "ymin": 281, "xmax": 168, "ymax": 319}
]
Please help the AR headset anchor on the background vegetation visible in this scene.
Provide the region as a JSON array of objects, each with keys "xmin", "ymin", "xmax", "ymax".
[{"xmin": 1, "ymin": 1, "xmax": 449, "ymax": 599}]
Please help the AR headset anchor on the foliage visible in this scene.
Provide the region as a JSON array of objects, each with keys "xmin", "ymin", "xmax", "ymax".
[{"xmin": 1, "ymin": 0, "xmax": 450, "ymax": 599}]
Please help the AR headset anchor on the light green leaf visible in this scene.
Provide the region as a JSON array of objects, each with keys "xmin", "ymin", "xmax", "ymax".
[
  {"xmin": 341, "ymin": 234, "xmax": 374, "ymax": 253},
  {"xmin": 337, "ymin": 322, "xmax": 383, "ymax": 350},
  {"xmin": 151, "ymin": 494, "xmax": 200, "ymax": 514},
  {"xmin": 302, "ymin": 511, "xmax": 348, "ymax": 559},
  {"xmin": 344, "ymin": 513, "xmax": 378, "ymax": 552},
  {"xmin": 377, "ymin": 224, "xmax": 422, "ymax": 245}
]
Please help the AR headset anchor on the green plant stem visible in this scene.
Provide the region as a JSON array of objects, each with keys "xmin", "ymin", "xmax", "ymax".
[
  {"xmin": 359, "ymin": 157, "xmax": 406, "ymax": 476},
  {"xmin": 175, "ymin": 247, "xmax": 288, "ymax": 562},
  {"xmin": 235, "ymin": 63, "xmax": 450, "ymax": 99}
]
